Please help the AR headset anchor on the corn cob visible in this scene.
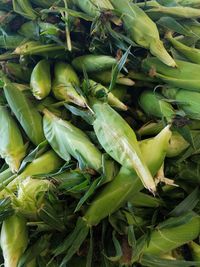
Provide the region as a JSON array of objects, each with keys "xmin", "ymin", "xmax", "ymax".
[
  {"xmin": 14, "ymin": 41, "xmax": 65, "ymax": 56},
  {"xmin": 139, "ymin": 91, "xmax": 175, "ymax": 121},
  {"xmin": 43, "ymin": 109, "xmax": 102, "ymax": 172},
  {"xmin": 90, "ymin": 99, "xmax": 156, "ymax": 193},
  {"xmin": 3, "ymin": 79, "xmax": 45, "ymax": 145},
  {"xmin": 30, "ymin": 59, "xmax": 51, "ymax": 100},
  {"xmin": 1, "ymin": 215, "xmax": 28, "ymax": 267},
  {"xmin": 142, "ymin": 57, "xmax": 200, "ymax": 91},
  {"xmin": 141, "ymin": 212, "xmax": 200, "ymax": 256},
  {"xmin": 162, "ymin": 87, "xmax": 200, "ymax": 120},
  {"xmin": 90, "ymin": 70, "xmax": 135, "ymax": 86},
  {"xmin": 0, "ymin": 150, "xmax": 63, "ymax": 196},
  {"xmin": 54, "ymin": 125, "xmax": 171, "ymax": 265},
  {"xmin": 86, "ymin": 129, "xmax": 170, "ymax": 223},
  {"xmin": 166, "ymin": 131, "xmax": 189, "ymax": 157},
  {"xmin": 188, "ymin": 241, "xmax": 200, "ymax": 265},
  {"xmin": 0, "ymin": 106, "xmax": 27, "ymax": 173},
  {"xmin": 18, "ymin": 21, "xmax": 39, "ymax": 39},
  {"xmin": 110, "ymin": 0, "xmax": 176, "ymax": 67},
  {"xmin": 73, "ymin": 0, "xmax": 113, "ymax": 17},
  {"xmin": 52, "ymin": 62, "xmax": 87, "ymax": 107},
  {"xmin": 146, "ymin": 3, "xmax": 200, "ymax": 18},
  {"xmin": 178, "ymin": 0, "xmax": 200, "ymax": 7},
  {"xmin": 17, "ymin": 177, "xmax": 52, "ymax": 220},
  {"xmin": 167, "ymin": 33, "xmax": 200, "ymax": 64},
  {"xmin": 72, "ymin": 54, "xmax": 117, "ymax": 73}
]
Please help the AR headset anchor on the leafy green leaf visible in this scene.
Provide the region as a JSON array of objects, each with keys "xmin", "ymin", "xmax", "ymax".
[
  {"xmin": 169, "ymin": 188, "xmax": 199, "ymax": 217},
  {"xmin": 103, "ymin": 231, "xmax": 122, "ymax": 262},
  {"xmin": 141, "ymin": 254, "xmax": 200, "ymax": 267},
  {"xmin": 109, "ymin": 46, "xmax": 131, "ymax": 92}
]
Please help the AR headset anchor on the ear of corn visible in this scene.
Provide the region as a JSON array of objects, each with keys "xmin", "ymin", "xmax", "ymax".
[
  {"xmin": 30, "ymin": 59, "xmax": 51, "ymax": 100},
  {"xmin": 177, "ymin": 0, "xmax": 200, "ymax": 7},
  {"xmin": 90, "ymin": 70, "xmax": 135, "ymax": 86},
  {"xmin": 3, "ymin": 79, "xmax": 45, "ymax": 145},
  {"xmin": 110, "ymin": 0, "xmax": 176, "ymax": 67},
  {"xmin": 139, "ymin": 91, "xmax": 175, "ymax": 121},
  {"xmin": 167, "ymin": 33, "xmax": 200, "ymax": 64},
  {"xmin": 43, "ymin": 109, "xmax": 102, "ymax": 172},
  {"xmin": 18, "ymin": 21, "xmax": 39, "ymax": 39},
  {"xmin": 139, "ymin": 125, "xmax": 172, "ymax": 174},
  {"xmin": 52, "ymin": 62, "xmax": 87, "ymax": 107},
  {"xmin": 14, "ymin": 41, "xmax": 65, "ymax": 56},
  {"xmin": 142, "ymin": 212, "xmax": 200, "ymax": 256},
  {"xmin": 166, "ymin": 131, "xmax": 189, "ymax": 157},
  {"xmin": 17, "ymin": 177, "xmax": 52, "ymax": 220},
  {"xmin": 0, "ymin": 150, "xmax": 63, "ymax": 196},
  {"xmin": 1, "ymin": 215, "xmax": 28, "ymax": 267},
  {"xmin": 163, "ymin": 87, "xmax": 200, "ymax": 120},
  {"xmin": 142, "ymin": 57, "xmax": 200, "ymax": 91},
  {"xmin": 73, "ymin": 0, "xmax": 113, "ymax": 17},
  {"xmin": 188, "ymin": 241, "xmax": 200, "ymax": 263},
  {"xmin": 86, "ymin": 79, "xmax": 127, "ymax": 110},
  {"xmin": 72, "ymin": 54, "xmax": 117, "ymax": 73},
  {"xmin": 0, "ymin": 106, "xmax": 27, "ymax": 173},
  {"xmin": 147, "ymin": 4, "xmax": 200, "ymax": 18},
  {"xmin": 137, "ymin": 121, "xmax": 164, "ymax": 137},
  {"xmin": 84, "ymin": 125, "xmax": 171, "ymax": 226},
  {"xmin": 91, "ymin": 100, "xmax": 157, "ymax": 193}
]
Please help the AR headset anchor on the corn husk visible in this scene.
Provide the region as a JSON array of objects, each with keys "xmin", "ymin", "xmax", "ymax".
[{"xmin": 43, "ymin": 109, "xmax": 102, "ymax": 172}]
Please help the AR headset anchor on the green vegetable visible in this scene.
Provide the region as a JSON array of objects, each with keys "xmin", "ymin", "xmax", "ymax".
[
  {"xmin": 139, "ymin": 91, "xmax": 175, "ymax": 121},
  {"xmin": 162, "ymin": 87, "xmax": 200, "ymax": 120},
  {"xmin": 142, "ymin": 212, "xmax": 200, "ymax": 256},
  {"xmin": 30, "ymin": 59, "xmax": 51, "ymax": 100},
  {"xmin": 86, "ymin": 79, "xmax": 127, "ymax": 111},
  {"xmin": 142, "ymin": 57, "xmax": 200, "ymax": 91},
  {"xmin": 110, "ymin": 0, "xmax": 176, "ymax": 67},
  {"xmin": 168, "ymin": 33, "xmax": 200, "ymax": 64},
  {"xmin": 74, "ymin": 0, "xmax": 113, "ymax": 17},
  {"xmin": 1, "ymin": 215, "xmax": 28, "ymax": 267},
  {"xmin": 91, "ymin": 100, "xmax": 156, "ymax": 193},
  {"xmin": 52, "ymin": 62, "xmax": 87, "ymax": 107},
  {"xmin": 3, "ymin": 79, "xmax": 45, "ymax": 145},
  {"xmin": 72, "ymin": 54, "xmax": 117, "ymax": 73},
  {"xmin": 90, "ymin": 70, "xmax": 135, "ymax": 86},
  {"xmin": 0, "ymin": 150, "xmax": 63, "ymax": 196},
  {"xmin": 0, "ymin": 106, "xmax": 27, "ymax": 173},
  {"xmin": 43, "ymin": 109, "xmax": 102, "ymax": 172},
  {"xmin": 166, "ymin": 131, "xmax": 189, "ymax": 157},
  {"xmin": 188, "ymin": 241, "xmax": 200, "ymax": 264},
  {"xmin": 17, "ymin": 177, "xmax": 52, "ymax": 219}
]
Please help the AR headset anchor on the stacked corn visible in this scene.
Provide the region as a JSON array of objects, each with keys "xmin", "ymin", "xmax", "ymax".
[{"xmin": 0, "ymin": 0, "xmax": 199, "ymax": 266}]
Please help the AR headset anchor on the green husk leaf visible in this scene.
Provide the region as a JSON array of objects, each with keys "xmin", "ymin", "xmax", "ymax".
[
  {"xmin": 109, "ymin": 46, "xmax": 131, "ymax": 92},
  {"xmin": 169, "ymin": 187, "xmax": 200, "ymax": 217},
  {"xmin": 141, "ymin": 254, "xmax": 200, "ymax": 267}
]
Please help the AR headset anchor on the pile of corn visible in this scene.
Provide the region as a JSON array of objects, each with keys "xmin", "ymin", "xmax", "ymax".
[{"xmin": 0, "ymin": 0, "xmax": 200, "ymax": 266}]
